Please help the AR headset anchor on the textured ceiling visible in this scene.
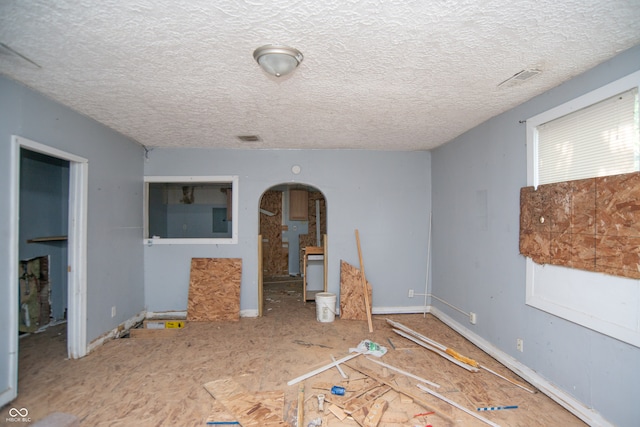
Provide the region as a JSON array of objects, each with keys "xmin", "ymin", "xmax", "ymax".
[{"xmin": 1, "ymin": 1, "xmax": 639, "ymax": 151}]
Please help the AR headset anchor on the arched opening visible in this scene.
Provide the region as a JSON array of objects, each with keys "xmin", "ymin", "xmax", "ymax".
[{"xmin": 258, "ymin": 183, "xmax": 327, "ymax": 317}]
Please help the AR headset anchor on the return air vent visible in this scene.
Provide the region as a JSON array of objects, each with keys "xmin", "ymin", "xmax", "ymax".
[
  {"xmin": 498, "ymin": 69, "xmax": 541, "ymax": 87},
  {"xmin": 236, "ymin": 135, "xmax": 261, "ymax": 142}
]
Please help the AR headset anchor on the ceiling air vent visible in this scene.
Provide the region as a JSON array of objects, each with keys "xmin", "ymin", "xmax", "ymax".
[
  {"xmin": 498, "ymin": 69, "xmax": 541, "ymax": 88},
  {"xmin": 236, "ymin": 135, "xmax": 261, "ymax": 142}
]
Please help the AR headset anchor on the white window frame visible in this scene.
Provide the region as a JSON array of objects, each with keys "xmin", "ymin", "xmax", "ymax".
[
  {"xmin": 525, "ymin": 70, "xmax": 640, "ymax": 348},
  {"xmin": 144, "ymin": 175, "xmax": 239, "ymax": 245}
]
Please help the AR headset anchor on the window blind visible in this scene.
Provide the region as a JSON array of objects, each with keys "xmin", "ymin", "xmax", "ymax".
[{"xmin": 537, "ymin": 87, "xmax": 639, "ymax": 185}]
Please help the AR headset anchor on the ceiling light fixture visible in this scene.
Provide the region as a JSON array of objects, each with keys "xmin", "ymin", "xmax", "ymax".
[{"xmin": 253, "ymin": 45, "xmax": 303, "ymax": 78}]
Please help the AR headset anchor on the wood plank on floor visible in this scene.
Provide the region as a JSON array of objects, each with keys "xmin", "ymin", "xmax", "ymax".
[{"xmin": 203, "ymin": 378, "xmax": 290, "ymax": 427}]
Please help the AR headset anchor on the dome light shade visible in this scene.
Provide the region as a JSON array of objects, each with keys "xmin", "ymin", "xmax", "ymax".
[{"xmin": 253, "ymin": 45, "xmax": 303, "ymax": 77}]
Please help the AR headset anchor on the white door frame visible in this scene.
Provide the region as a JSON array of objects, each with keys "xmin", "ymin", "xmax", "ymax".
[{"xmin": 10, "ymin": 136, "xmax": 88, "ymax": 364}]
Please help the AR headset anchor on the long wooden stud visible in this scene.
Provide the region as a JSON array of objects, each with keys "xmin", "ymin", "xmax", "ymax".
[
  {"xmin": 388, "ymin": 319, "xmax": 535, "ymax": 392},
  {"xmin": 417, "ymin": 384, "xmax": 501, "ymax": 427},
  {"xmin": 296, "ymin": 384, "xmax": 304, "ymax": 427},
  {"xmin": 392, "ymin": 328, "xmax": 479, "ymax": 372},
  {"xmin": 355, "ymin": 229, "xmax": 374, "ymax": 333},
  {"xmin": 479, "ymin": 364, "xmax": 536, "ymax": 394},
  {"xmin": 287, "ymin": 353, "xmax": 361, "ymax": 386},
  {"xmin": 365, "ymin": 356, "xmax": 441, "ymax": 388}
]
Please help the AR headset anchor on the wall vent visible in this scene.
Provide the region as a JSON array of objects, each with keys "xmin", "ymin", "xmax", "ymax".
[
  {"xmin": 498, "ymin": 69, "xmax": 541, "ymax": 87},
  {"xmin": 236, "ymin": 135, "xmax": 261, "ymax": 142}
]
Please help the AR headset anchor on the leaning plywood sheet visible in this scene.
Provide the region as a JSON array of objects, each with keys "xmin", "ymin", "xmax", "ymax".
[
  {"xmin": 340, "ymin": 260, "xmax": 372, "ymax": 321},
  {"xmin": 203, "ymin": 378, "xmax": 290, "ymax": 427},
  {"xmin": 187, "ymin": 258, "xmax": 242, "ymax": 322}
]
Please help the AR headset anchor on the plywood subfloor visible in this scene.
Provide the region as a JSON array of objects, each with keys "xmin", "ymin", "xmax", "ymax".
[{"xmin": 7, "ymin": 280, "xmax": 586, "ymax": 426}]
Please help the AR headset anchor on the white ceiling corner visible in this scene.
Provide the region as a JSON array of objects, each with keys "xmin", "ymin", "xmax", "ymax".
[{"xmin": 0, "ymin": 0, "xmax": 639, "ymax": 151}]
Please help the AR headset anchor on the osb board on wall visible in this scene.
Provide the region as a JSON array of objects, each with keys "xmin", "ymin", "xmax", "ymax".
[
  {"xmin": 520, "ymin": 171, "xmax": 640, "ymax": 279},
  {"xmin": 261, "ymin": 190, "xmax": 288, "ymax": 276},
  {"xmin": 187, "ymin": 258, "xmax": 242, "ymax": 322},
  {"xmin": 340, "ymin": 260, "xmax": 372, "ymax": 321}
]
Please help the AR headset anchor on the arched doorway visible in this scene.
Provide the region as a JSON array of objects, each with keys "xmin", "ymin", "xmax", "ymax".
[{"xmin": 258, "ymin": 183, "xmax": 327, "ymax": 316}]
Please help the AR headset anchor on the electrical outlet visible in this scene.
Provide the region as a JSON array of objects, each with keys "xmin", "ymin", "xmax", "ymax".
[
  {"xmin": 111, "ymin": 306, "xmax": 116, "ymax": 318},
  {"xmin": 469, "ymin": 312, "xmax": 477, "ymax": 324},
  {"xmin": 408, "ymin": 289, "xmax": 414, "ymax": 298},
  {"xmin": 516, "ymin": 338, "xmax": 524, "ymax": 352}
]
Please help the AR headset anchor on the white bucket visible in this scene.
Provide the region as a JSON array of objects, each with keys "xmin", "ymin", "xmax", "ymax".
[{"xmin": 315, "ymin": 292, "xmax": 337, "ymax": 323}]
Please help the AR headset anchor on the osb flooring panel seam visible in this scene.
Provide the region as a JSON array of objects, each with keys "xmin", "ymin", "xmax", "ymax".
[{"xmin": 7, "ymin": 280, "xmax": 585, "ymax": 426}]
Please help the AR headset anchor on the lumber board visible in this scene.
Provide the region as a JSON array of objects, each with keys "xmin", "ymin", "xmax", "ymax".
[
  {"xmin": 339, "ymin": 260, "xmax": 372, "ymax": 321},
  {"xmin": 354, "ymin": 230, "xmax": 374, "ymax": 332},
  {"xmin": 203, "ymin": 378, "xmax": 289, "ymax": 427},
  {"xmin": 362, "ymin": 398, "xmax": 388, "ymax": 427},
  {"xmin": 187, "ymin": 258, "xmax": 241, "ymax": 322}
]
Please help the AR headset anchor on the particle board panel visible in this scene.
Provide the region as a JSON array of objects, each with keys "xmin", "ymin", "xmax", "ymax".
[
  {"xmin": 520, "ymin": 171, "xmax": 640, "ymax": 279},
  {"xmin": 261, "ymin": 190, "xmax": 287, "ymax": 276},
  {"xmin": 187, "ymin": 258, "xmax": 242, "ymax": 322},
  {"xmin": 596, "ymin": 172, "xmax": 640, "ymax": 236},
  {"xmin": 340, "ymin": 260, "xmax": 372, "ymax": 321},
  {"xmin": 203, "ymin": 378, "xmax": 289, "ymax": 427}
]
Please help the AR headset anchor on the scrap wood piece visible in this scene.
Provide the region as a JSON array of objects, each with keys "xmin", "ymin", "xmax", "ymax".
[
  {"xmin": 416, "ymin": 384, "xmax": 501, "ymax": 427},
  {"xmin": 354, "ymin": 230, "xmax": 374, "ymax": 332},
  {"xmin": 206, "ymin": 390, "xmax": 283, "ymax": 425},
  {"xmin": 339, "ymin": 260, "xmax": 373, "ymax": 321},
  {"xmin": 343, "ymin": 360, "xmax": 454, "ymax": 423},
  {"xmin": 207, "ymin": 390, "xmax": 284, "ymax": 425},
  {"xmin": 343, "ymin": 385, "xmax": 391, "ymax": 415},
  {"xmin": 362, "ymin": 398, "xmax": 389, "ymax": 427},
  {"xmin": 187, "ymin": 258, "xmax": 242, "ymax": 322},
  {"xmin": 365, "ymin": 356, "xmax": 441, "ymax": 388},
  {"xmin": 203, "ymin": 378, "xmax": 289, "ymax": 427},
  {"xmin": 328, "ymin": 404, "xmax": 348, "ymax": 421},
  {"xmin": 296, "ymin": 384, "xmax": 304, "ymax": 427}
]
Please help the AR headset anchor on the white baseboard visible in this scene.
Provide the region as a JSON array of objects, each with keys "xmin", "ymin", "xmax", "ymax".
[
  {"xmin": 87, "ymin": 310, "xmax": 146, "ymax": 354},
  {"xmin": 429, "ymin": 306, "xmax": 613, "ymax": 427},
  {"xmin": 240, "ymin": 309, "xmax": 259, "ymax": 318},
  {"xmin": 146, "ymin": 310, "xmax": 187, "ymax": 319},
  {"xmin": 147, "ymin": 309, "xmax": 259, "ymax": 318},
  {"xmin": 372, "ymin": 305, "xmax": 430, "ymax": 315}
]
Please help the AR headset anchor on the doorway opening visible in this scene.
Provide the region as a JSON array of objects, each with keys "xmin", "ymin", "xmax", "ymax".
[
  {"xmin": 9, "ymin": 135, "xmax": 87, "ymax": 362},
  {"xmin": 257, "ymin": 184, "xmax": 327, "ymax": 317}
]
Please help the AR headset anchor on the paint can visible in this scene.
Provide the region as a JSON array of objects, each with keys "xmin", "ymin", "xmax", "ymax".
[{"xmin": 315, "ymin": 292, "xmax": 336, "ymax": 323}]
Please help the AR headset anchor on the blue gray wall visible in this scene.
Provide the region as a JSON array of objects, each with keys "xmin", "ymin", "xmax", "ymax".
[
  {"xmin": 144, "ymin": 149, "xmax": 432, "ymax": 314},
  {"xmin": 0, "ymin": 75, "xmax": 145, "ymax": 350},
  {"xmin": 431, "ymin": 45, "xmax": 640, "ymax": 427}
]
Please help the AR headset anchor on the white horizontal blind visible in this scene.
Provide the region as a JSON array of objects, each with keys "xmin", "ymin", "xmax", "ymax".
[{"xmin": 537, "ymin": 87, "xmax": 639, "ymax": 185}]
